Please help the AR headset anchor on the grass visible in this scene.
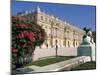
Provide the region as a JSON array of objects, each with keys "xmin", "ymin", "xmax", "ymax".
[
  {"xmin": 26, "ymin": 56, "xmax": 75, "ymax": 67},
  {"xmin": 71, "ymin": 61, "xmax": 96, "ymax": 70}
]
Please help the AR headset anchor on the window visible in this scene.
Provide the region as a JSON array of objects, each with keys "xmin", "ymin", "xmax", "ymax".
[
  {"xmin": 45, "ymin": 17, "xmax": 47, "ymax": 21},
  {"xmin": 33, "ymin": 16, "xmax": 35, "ymax": 20},
  {"xmin": 68, "ymin": 41, "xmax": 70, "ymax": 47},
  {"xmin": 41, "ymin": 16, "xmax": 43, "ymax": 20},
  {"xmin": 73, "ymin": 39, "xmax": 75, "ymax": 47},
  {"xmin": 63, "ymin": 40, "xmax": 66, "ymax": 47},
  {"xmin": 76, "ymin": 42, "xmax": 77, "ymax": 46}
]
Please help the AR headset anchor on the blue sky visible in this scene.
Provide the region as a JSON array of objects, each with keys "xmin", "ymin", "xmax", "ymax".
[{"xmin": 11, "ymin": 0, "xmax": 96, "ymax": 31}]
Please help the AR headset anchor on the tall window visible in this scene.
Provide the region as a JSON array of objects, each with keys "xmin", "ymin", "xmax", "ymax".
[
  {"xmin": 76, "ymin": 42, "xmax": 77, "ymax": 46},
  {"xmin": 33, "ymin": 16, "xmax": 35, "ymax": 20},
  {"xmin": 67, "ymin": 31, "xmax": 69, "ymax": 39},
  {"xmin": 68, "ymin": 41, "xmax": 70, "ymax": 47},
  {"xmin": 45, "ymin": 17, "xmax": 47, "ymax": 22},
  {"xmin": 73, "ymin": 39, "xmax": 75, "ymax": 47},
  {"xmin": 41, "ymin": 16, "xmax": 43, "ymax": 20}
]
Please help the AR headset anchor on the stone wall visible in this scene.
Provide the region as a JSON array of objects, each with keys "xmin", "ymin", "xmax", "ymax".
[{"xmin": 33, "ymin": 47, "xmax": 77, "ymax": 61}]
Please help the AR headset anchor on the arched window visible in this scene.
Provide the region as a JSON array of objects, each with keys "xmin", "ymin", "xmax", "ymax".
[
  {"xmin": 63, "ymin": 40, "xmax": 66, "ymax": 47},
  {"xmin": 76, "ymin": 42, "xmax": 77, "ymax": 46},
  {"xmin": 68, "ymin": 41, "xmax": 70, "ymax": 47},
  {"xmin": 73, "ymin": 39, "xmax": 75, "ymax": 47}
]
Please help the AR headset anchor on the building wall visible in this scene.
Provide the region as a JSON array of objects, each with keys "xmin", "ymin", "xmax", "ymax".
[
  {"xmin": 19, "ymin": 7, "xmax": 84, "ymax": 48},
  {"xmin": 34, "ymin": 47, "xmax": 77, "ymax": 61}
]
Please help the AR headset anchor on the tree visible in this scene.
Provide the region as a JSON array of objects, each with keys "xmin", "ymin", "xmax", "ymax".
[{"xmin": 12, "ymin": 16, "xmax": 46, "ymax": 69}]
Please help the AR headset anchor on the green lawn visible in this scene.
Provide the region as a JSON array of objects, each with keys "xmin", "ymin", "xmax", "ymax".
[
  {"xmin": 26, "ymin": 56, "xmax": 75, "ymax": 67},
  {"xmin": 71, "ymin": 61, "xmax": 96, "ymax": 70}
]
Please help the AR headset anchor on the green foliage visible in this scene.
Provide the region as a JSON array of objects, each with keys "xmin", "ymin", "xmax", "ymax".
[
  {"xmin": 12, "ymin": 16, "xmax": 46, "ymax": 69},
  {"xmin": 28, "ymin": 21, "xmax": 46, "ymax": 46}
]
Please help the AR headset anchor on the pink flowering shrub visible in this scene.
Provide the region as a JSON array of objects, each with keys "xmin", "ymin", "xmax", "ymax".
[{"xmin": 12, "ymin": 16, "xmax": 46, "ymax": 69}]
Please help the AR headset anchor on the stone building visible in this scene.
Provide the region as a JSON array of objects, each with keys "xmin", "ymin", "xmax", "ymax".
[{"xmin": 17, "ymin": 6, "xmax": 85, "ymax": 48}]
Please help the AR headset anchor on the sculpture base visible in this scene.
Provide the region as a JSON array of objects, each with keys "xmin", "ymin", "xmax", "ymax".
[{"xmin": 78, "ymin": 44, "xmax": 95, "ymax": 61}]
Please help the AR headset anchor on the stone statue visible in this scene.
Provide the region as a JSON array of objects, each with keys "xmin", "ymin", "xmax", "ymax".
[
  {"xmin": 78, "ymin": 27, "xmax": 95, "ymax": 61},
  {"xmin": 82, "ymin": 28, "xmax": 95, "ymax": 45}
]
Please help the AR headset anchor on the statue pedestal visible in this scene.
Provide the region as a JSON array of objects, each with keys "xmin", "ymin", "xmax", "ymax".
[{"xmin": 78, "ymin": 44, "xmax": 95, "ymax": 61}]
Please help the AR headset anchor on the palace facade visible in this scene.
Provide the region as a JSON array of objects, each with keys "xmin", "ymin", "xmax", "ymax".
[{"xmin": 17, "ymin": 6, "xmax": 85, "ymax": 48}]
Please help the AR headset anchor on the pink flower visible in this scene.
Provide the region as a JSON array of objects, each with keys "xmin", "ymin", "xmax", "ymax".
[
  {"xmin": 19, "ymin": 23, "xmax": 28, "ymax": 28},
  {"xmin": 18, "ymin": 32, "xmax": 25, "ymax": 39},
  {"xmin": 27, "ymin": 31, "xmax": 35, "ymax": 42},
  {"xmin": 12, "ymin": 48, "xmax": 18, "ymax": 53},
  {"xmin": 24, "ymin": 31, "xmax": 29, "ymax": 37},
  {"xmin": 19, "ymin": 17, "xmax": 27, "ymax": 22}
]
